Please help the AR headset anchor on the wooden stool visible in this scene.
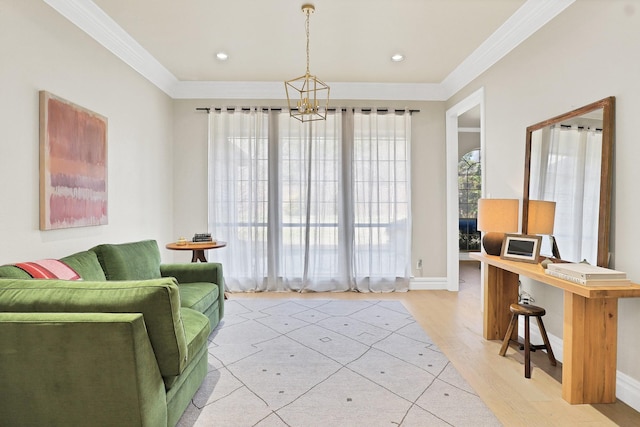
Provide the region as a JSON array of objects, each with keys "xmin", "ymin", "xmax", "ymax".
[{"xmin": 499, "ymin": 303, "xmax": 556, "ymax": 378}]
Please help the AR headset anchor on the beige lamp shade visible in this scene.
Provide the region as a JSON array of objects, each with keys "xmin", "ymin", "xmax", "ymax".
[
  {"xmin": 477, "ymin": 199, "xmax": 519, "ymax": 233},
  {"xmin": 527, "ymin": 200, "xmax": 556, "ymax": 235},
  {"xmin": 477, "ymin": 198, "xmax": 519, "ymax": 256}
]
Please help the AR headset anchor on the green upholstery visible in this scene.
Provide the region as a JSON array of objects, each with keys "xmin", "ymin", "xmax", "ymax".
[
  {"xmin": 163, "ymin": 308, "xmax": 210, "ymax": 390},
  {"xmin": 160, "ymin": 262, "xmax": 224, "ymax": 290},
  {"xmin": 92, "ymin": 240, "xmax": 162, "ymax": 280},
  {"xmin": 180, "ymin": 308, "xmax": 210, "ymax": 370},
  {"xmin": 0, "ymin": 312, "xmax": 167, "ymax": 427},
  {"xmin": 0, "ymin": 252, "xmax": 106, "ymax": 281},
  {"xmin": 161, "ymin": 262, "xmax": 225, "ymax": 320},
  {"xmin": 179, "ymin": 282, "xmax": 218, "ymax": 314},
  {"xmin": 0, "ymin": 239, "xmax": 225, "ymax": 426},
  {"xmin": 60, "ymin": 250, "xmax": 107, "ymax": 280},
  {"xmin": 166, "ymin": 345, "xmax": 209, "ymax": 427},
  {"xmin": 0, "ymin": 264, "xmax": 31, "ymax": 278},
  {"xmin": 0, "ymin": 277, "xmax": 188, "ymax": 377},
  {"xmin": 204, "ymin": 304, "xmax": 221, "ymax": 331}
]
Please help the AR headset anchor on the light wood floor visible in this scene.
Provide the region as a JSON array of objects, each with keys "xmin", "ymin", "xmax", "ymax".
[{"xmin": 229, "ymin": 261, "xmax": 640, "ymax": 426}]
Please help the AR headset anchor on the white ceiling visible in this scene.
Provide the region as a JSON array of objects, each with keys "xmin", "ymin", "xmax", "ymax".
[
  {"xmin": 45, "ymin": 0, "xmax": 575, "ymax": 100},
  {"xmin": 92, "ymin": 0, "xmax": 524, "ymax": 83}
]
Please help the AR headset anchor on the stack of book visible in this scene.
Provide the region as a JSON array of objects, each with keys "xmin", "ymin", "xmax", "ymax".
[
  {"xmin": 545, "ymin": 262, "xmax": 630, "ymax": 286},
  {"xmin": 192, "ymin": 233, "xmax": 213, "ymax": 242}
]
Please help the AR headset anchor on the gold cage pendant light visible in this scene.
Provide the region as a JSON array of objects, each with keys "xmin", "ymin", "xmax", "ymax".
[{"xmin": 284, "ymin": 4, "xmax": 330, "ymax": 122}]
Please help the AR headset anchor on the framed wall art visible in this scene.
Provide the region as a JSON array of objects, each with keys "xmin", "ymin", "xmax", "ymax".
[
  {"xmin": 39, "ymin": 91, "xmax": 108, "ymax": 230},
  {"xmin": 500, "ymin": 234, "xmax": 542, "ymax": 263}
]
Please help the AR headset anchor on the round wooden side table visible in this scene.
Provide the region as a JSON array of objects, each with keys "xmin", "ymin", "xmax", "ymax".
[{"xmin": 166, "ymin": 241, "xmax": 226, "ymax": 262}]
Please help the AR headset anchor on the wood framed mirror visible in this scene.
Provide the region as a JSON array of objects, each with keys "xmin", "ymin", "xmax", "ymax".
[{"xmin": 522, "ymin": 96, "xmax": 615, "ymax": 267}]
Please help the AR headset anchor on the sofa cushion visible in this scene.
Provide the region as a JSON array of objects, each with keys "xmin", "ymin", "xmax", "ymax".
[
  {"xmin": 0, "ymin": 265, "xmax": 32, "ymax": 279},
  {"xmin": 91, "ymin": 240, "xmax": 161, "ymax": 280},
  {"xmin": 60, "ymin": 250, "xmax": 107, "ymax": 281},
  {"xmin": 178, "ymin": 282, "xmax": 218, "ymax": 313},
  {"xmin": 160, "ymin": 262, "xmax": 225, "ymax": 324},
  {"xmin": 0, "ymin": 277, "xmax": 187, "ymax": 377},
  {"xmin": 163, "ymin": 308, "xmax": 210, "ymax": 390}
]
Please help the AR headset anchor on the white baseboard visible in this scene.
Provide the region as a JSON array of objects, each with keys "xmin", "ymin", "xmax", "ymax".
[
  {"xmin": 459, "ymin": 251, "xmax": 480, "ymax": 261},
  {"xmin": 519, "ymin": 323, "xmax": 640, "ymax": 412},
  {"xmin": 410, "ymin": 277, "xmax": 448, "ymax": 290},
  {"xmin": 616, "ymin": 370, "xmax": 640, "ymax": 412}
]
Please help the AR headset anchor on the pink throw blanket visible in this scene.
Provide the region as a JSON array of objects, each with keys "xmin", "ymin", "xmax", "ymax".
[{"xmin": 15, "ymin": 259, "xmax": 80, "ymax": 280}]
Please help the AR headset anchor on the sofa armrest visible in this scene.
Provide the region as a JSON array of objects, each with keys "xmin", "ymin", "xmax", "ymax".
[
  {"xmin": 160, "ymin": 262, "xmax": 224, "ymax": 288},
  {"xmin": 161, "ymin": 263, "xmax": 225, "ymax": 319},
  {"xmin": 0, "ymin": 312, "xmax": 167, "ymax": 426},
  {"xmin": 0, "ymin": 277, "xmax": 188, "ymax": 377}
]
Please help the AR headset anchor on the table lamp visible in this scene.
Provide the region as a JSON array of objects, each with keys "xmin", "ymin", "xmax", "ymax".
[
  {"xmin": 527, "ymin": 200, "xmax": 560, "ymax": 258},
  {"xmin": 477, "ymin": 198, "xmax": 519, "ymax": 256}
]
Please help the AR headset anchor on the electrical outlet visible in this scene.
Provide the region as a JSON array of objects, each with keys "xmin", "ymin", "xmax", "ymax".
[
  {"xmin": 519, "ymin": 291, "xmax": 534, "ymax": 305},
  {"xmin": 416, "ymin": 259, "xmax": 423, "ymax": 269}
]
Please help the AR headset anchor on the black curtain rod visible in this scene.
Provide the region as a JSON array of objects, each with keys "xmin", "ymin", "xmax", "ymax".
[
  {"xmin": 196, "ymin": 107, "xmax": 419, "ymax": 114},
  {"xmin": 559, "ymin": 124, "xmax": 603, "ymax": 131}
]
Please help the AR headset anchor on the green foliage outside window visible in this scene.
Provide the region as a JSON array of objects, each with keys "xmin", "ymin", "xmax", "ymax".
[{"xmin": 459, "ymin": 149, "xmax": 481, "ymax": 251}]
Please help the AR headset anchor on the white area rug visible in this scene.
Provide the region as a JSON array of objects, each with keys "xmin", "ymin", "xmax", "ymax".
[{"xmin": 178, "ymin": 299, "xmax": 501, "ymax": 427}]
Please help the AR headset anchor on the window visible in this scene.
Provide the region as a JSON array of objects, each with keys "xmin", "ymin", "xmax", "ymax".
[
  {"xmin": 208, "ymin": 109, "xmax": 411, "ymax": 292},
  {"xmin": 458, "ymin": 149, "xmax": 481, "ymax": 252}
]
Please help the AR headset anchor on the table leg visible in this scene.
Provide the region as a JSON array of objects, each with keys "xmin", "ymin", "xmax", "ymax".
[
  {"xmin": 191, "ymin": 249, "xmax": 208, "ymax": 263},
  {"xmin": 483, "ymin": 265, "xmax": 520, "ymax": 340},
  {"xmin": 563, "ymin": 291, "xmax": 618, "ymax": 404}
]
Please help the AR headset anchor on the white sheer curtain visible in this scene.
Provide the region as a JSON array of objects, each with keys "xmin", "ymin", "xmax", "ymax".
[
  {"xmin": 276, "ymin": 111, "xmax": 349, "ymax": 291},
  {"xmin": 352, "ymin": 109, "xmax": 411, "ymax": 291},
  {"xmin": 208, "ymin": 108, "xmax": 411, "ymax": 292},
  {"xmin": 207, "ymin": 108, "xmax": 270, "ymax": 291},
  {"xmin": 529, "ymin": 125, "xmax": 602, "ymax": 263}
]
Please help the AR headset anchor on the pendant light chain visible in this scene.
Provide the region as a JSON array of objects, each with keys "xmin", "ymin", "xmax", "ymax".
[
  {"xmin": 284, "ymin": 3, "xmax": 330, "ymax": 122},
  {"xmin": 305, "ymin": 8, "xmax": 310, "ymax": 76}
]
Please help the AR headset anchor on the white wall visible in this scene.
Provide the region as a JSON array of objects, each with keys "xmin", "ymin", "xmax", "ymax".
[
  {"xmin": 448, "ymin": 0, "xmax": 640, "ymax": 393},
  {"xmin": 0, "ymin": 0, "xmax": 175, "ymax": 262},
  {"xmin": 458, "ymin": 132, "xmax": 480, "ymax": 160},
  {"xmin": 171, "ymin": 99, "xmax": 448, "ymax": 276}
]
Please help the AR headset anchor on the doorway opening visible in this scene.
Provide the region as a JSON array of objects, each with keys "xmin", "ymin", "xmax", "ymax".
[{"xmin": 445, "ymin": 88, "xmax": 485, "ymax": 291}]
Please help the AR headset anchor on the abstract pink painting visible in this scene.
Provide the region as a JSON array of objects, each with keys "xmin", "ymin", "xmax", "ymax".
[{"xmin": 40, "ymin": 91, "xmax": 108, "ymax": 230}]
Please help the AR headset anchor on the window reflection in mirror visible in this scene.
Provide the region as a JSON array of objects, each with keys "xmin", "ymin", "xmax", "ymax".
[
  {"xmin": 523, "ymin": 97, "xmax": 615, "ymax": 267},
  {"xmin": 529, "ymin": 114, "xmax": 602, "ymax": 263}
]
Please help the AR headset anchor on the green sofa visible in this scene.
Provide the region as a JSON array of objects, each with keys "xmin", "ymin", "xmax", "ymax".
[{"xmin": 0, "ymin": 239, "xmax": 224, "ymax": 427}]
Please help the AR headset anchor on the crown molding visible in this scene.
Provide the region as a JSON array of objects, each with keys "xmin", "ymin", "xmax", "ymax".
[
  {"xmin": 440, "ymin": 0, "xmax": 575, "ymax": 98},
  {"xmin": 171, "ymin": 81, "xmax": 283, "ymax": 100},
  {"xmin": 43, "ymin": 0, "xmax": 574, "ymax": 101},
  {"xmin": 328, "ymin": 82, "xmax": 447, "ymax": 101},
  {"xmin": 42, "ymin": 0, "xmax": 179, "ymax": 96},
  {"xmin": 171, "ymin": 81, "xmax": 447, "ymax": 101}
]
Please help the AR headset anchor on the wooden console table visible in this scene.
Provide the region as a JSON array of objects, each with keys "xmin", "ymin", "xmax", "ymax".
[
  {"xmin": 166, "ymin": 241, "xmax": 226, "ymax": 262},
  {"xmin": 470, "ymin": 253, "xmax": 640, "ymax": 404}
]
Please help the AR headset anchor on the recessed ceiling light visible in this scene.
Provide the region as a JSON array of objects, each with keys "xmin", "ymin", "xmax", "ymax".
[
  {"xmin": 391, "ymin": 53, "xmax": 405, "ymax": 62},
  {"xmin": 216, "ymin": 52, "xmax": 229, "ymax": 61}
]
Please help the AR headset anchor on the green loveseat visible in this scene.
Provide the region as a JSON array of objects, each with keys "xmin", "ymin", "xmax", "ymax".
[{"xmin": 0, "ymin": 240, "xmax": 224, "ymax": 426}]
